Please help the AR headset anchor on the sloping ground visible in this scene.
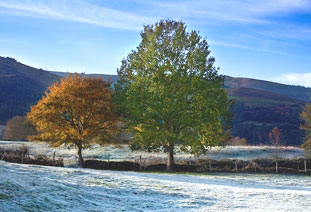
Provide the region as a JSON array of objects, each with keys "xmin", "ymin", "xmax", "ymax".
[
  {"xmin": 0, "ymin": 56, "xmax": 307, "ymax": 145},
  {"xmin": 227, "ymin": 87, "xmax": 305, "ymax": 146},
  {"xmin": 225, "ymin": 76, "xmax": 311, "ymax": 101},
  {"xmin": 1, "ymin": 161, "xmax": 311, "ymax": 212},
  {"xmin": 0, "ymin": 57, "xmax": 60, "ymax": 124},
  {"xmin": 51, "ymin": 71, "xmax": 119, "ymax": 86},
  {"xmin": 226, "ymin": 87, "xmax": 304, "ymax": 107}
]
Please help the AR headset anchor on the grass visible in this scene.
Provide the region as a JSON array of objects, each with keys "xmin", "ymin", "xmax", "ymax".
[{"xmin": 0, "ymin": 193, "xmax": 10, "ymax": 200}]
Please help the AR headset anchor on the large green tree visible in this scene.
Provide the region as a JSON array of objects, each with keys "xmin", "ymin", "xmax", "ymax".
[
  {"xmin": 114, "ymin": 20, "xmax": 233, "ymax": 171},
  {"xmin": 300, "ymin": 102, "xmax": 311, "ymax": 150}
]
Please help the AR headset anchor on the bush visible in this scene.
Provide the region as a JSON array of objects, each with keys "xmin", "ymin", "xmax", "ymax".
[{"xmin": 226, "ymin": 136, "xmax": 247, "ymax": 146}]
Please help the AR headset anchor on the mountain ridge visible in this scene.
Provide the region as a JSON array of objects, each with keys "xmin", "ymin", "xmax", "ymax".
[{"xmin": 0, "ymin": 56, "xmax": 306, "ymax": 145}]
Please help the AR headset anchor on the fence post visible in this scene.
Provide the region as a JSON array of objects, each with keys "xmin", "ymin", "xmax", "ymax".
[
  {"xmin": 139, "ymin": 155, "xmax": 142, "ymax": 171},
  {"xmin": 235, "ymin": 160, "xmax": 238, "ymax": 172},
  {"xmin": 107, "ymin": 154, "xmax": 110, "ymax": 169},
  {"xmin": 53, "ymin": 151, "xmax": 56, "ymax": 165},
  {"xmin": 304, "ymin": 159, "xmax": 307, "ymax": 174},
  {"xmin": 276, "ymin": 161, "xmax": 278, "ymax": 174}
]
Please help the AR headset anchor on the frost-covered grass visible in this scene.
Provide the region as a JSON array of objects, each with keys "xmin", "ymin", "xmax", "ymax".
[
  {"xmin": 0, "ymin": 140, "xmax": 305, "ymax": 165},
  {"xmin": 1, "ymin": 161, "xmax": 311, "ymax": 212}
]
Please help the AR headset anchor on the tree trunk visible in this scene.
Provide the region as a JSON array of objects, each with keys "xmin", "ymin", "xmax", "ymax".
[
  {"xmin": 167, "ymin": 149, "xmax": 174, "ymax": 171},
  {"xmin": 235, "ymin": 160, "xmax": 238, "ymax": 172},
  {"xmin": 53, "ymin": 151, "xmax": 55, "ymax": 165},
  {"xmin": 276, "ymin": 161, "xmax": 278, "ymax": 174},
  {"xmin": 77, "ymin": 146, "xmax": 83, "ymax": 167}
]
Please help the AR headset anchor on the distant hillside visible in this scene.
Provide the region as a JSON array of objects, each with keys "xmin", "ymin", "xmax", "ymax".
[
  {"xmin": 0, "ymin": 56, "xmax": 60, "ymax": 124},
  {"xmin": 225, "ymin": 76, "xmax": 311, "ymax": 101},
  {"xmin": 0, "ymin": 125, "xmax": 5, "ymax": 138},
  {"xmin": 51, "ymin": 71, "xmax": 119, "ymax": 86},
  {"xmin": 0, "ymin": 56, "xmax": 307, "ymax": 145},
  {"xmin": 227, "ymin": 87, "xmax": 304, "ymax": 107},
  {"xmin": 52, "ymin": 73, "xmax": 311, "ymax": 101},
  {"xmin": 227, "ymin": 88, "xmax": 304, "ymax": 146}
]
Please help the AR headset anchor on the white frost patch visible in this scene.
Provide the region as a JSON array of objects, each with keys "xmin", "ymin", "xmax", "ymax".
[
  {"xmin": 0, "ymin": 141, "xmax": 305, "ymax": 164},
  {"xmin": 1, "ymin": 161, "xmax": 311, "ymax": 211}
]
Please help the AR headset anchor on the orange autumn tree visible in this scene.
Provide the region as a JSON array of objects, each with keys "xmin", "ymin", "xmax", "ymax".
[
  {"xmin": 269, "ymin": 126, "xmax": 281, "ymax": 146},
  {"xmin": 27, "ymin": 73, "xmax": 118, "ymax": 167}
]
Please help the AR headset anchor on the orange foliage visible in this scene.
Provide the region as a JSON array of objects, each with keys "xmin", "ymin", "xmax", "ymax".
[
  {"xmin": 226, "ymin": 136, "xmax": 247, "ymax": 146},
  {"xmin": 269, "ymin": 126, "xmax": 281, "ymax": 146},
  {"xmin": 27, "ymin": 73, "xmax": 118, "ymax": 166}
]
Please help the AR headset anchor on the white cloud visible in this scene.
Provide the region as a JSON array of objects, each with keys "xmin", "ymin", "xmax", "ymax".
[
  {"xmin": 0, "ymin": 0, "xmax": 309, "ymax": 29},
  {"xmin": 144, "ymin": 0, "xmax": 311, "ymax": 24},
  {"xmin": 210, "ymin": 40, "xmax": 288, "ymax": 55},
  {"xmin": 275, "ymin": 73, "xmax": 311, "ymax": 87},
  {"xmin": 0, "ymin": 0, "xmax": 309, "ymax": 54},
  {"xmin": 0, "ymin": 0, "xmax": 155, "ymax": 30}
]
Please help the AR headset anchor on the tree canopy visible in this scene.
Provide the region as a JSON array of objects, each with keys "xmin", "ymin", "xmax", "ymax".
[
  {"xmin": 300, "ymin": 102, "xmax": 311, "ymax": 150},
  {"xmin": 27, "ymin": 73, "xmax": 118, "ymax": 166},
  {"xmin": 114, "ymin": 20, "xmax": 233, "ymax": 170},
  {"xmin": 269, "ymin": 126, "xmax": 281, "ymax": 146},
  {"xmin": 3, "ymin": 116, "xmax": 36, "ymax": 141}
]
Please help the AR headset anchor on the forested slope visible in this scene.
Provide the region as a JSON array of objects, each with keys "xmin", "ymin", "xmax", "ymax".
[
  {"xmin": 0, "ymin": 57, "xmax": 60, "ymax": 124},
  {"xmin": 0, "ymin": 56, "xmax": 307, "ymax": 145}
]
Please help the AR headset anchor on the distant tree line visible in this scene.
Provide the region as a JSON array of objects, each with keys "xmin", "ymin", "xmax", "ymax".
[{"xmin": 231, "ymin": 102, "xmax": 303, "ymax": 145}]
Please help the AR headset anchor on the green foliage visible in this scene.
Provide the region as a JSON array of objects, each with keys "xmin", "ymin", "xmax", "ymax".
[
  {"xmin": 114, "ymin": 20, "xmax": 233, "ymax": 159},
  {"xmin": 301, "ymin": 102, "xmax": 311, "ymax": 150},
  {"xmin": 0, "ymin": 193, "xmax": 10, "ymax": 200}
]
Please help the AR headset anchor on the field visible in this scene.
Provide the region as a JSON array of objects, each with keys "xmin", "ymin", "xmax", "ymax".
[
  {"xmin": 1, "ymin": 161, "xmax": 311, "ymax": 212},
  {"xmin": 0, "ymin": 141, "xmax": 306, "ymax": 166}
]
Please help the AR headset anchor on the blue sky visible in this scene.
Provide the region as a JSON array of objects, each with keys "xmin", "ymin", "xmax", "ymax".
[{"xmin": 0, "ymin": 0, "xmax": 310, "ymax": 86}]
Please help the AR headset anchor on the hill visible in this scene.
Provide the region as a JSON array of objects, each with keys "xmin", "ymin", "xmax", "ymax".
[
  {"xmin": 225, "ymin": 76, "xmax": 311, "ymax": 101},
  {"xmin": 0, "ymin": 56, "xmax": 306, "ymax": 145},
  {"xmin": 0, "ymin": 57, "xmax": 60, "ymax": 125},
  {"xmin": 227, "ymin": 88, "xmax": 304, "ymax": 145},
  {"xmin": 51, "ymin": 71, "xmax": 119, "ymax": 86}
]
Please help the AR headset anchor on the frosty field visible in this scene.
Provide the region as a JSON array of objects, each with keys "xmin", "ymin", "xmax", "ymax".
[
  {"xmin": 1, "ymin": 160, "xmax": 311, "ymax": 212},
  {"xmin": 0, "ymin": 141, "xmax": 306, "ymax": 165}
]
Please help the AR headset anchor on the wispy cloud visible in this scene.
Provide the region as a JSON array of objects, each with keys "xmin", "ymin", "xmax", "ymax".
[
  {"xmin": 210, "ymin": 40, "xmax": 289, "ymax": 55},
  {"xmin": 142, "ymin": 0, "xmax": 311, "ymax": 24},
  {"xmin": 275, "ymin": 73, "xmax": 311, "ymax": 87},
  {"xmin": 0, "ymin": 0, "xmax": 309, "ymax": 58},
  {"xmin": 0, "ymin": 0, "xmax": 155, "ymax": 30},
  {"xmin": 1, "ymin": 0, "xmax": 310, "ymax": 29}
]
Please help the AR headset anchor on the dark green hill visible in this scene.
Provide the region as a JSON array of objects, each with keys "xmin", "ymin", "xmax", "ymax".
[
  {"xmin": 0, "ymin": 57, "xmax": 60, "ymax": 124},
  {"xmin": 225, "ymin": 76, "xmax": 311, "ymax": 101},
  {"xmin": 0, "ymin": 56, "xmax": 307, "ymax": 145},
  {"xmin": 227, "ymin": 87, "xmax": 305, "ymax": 146}
]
